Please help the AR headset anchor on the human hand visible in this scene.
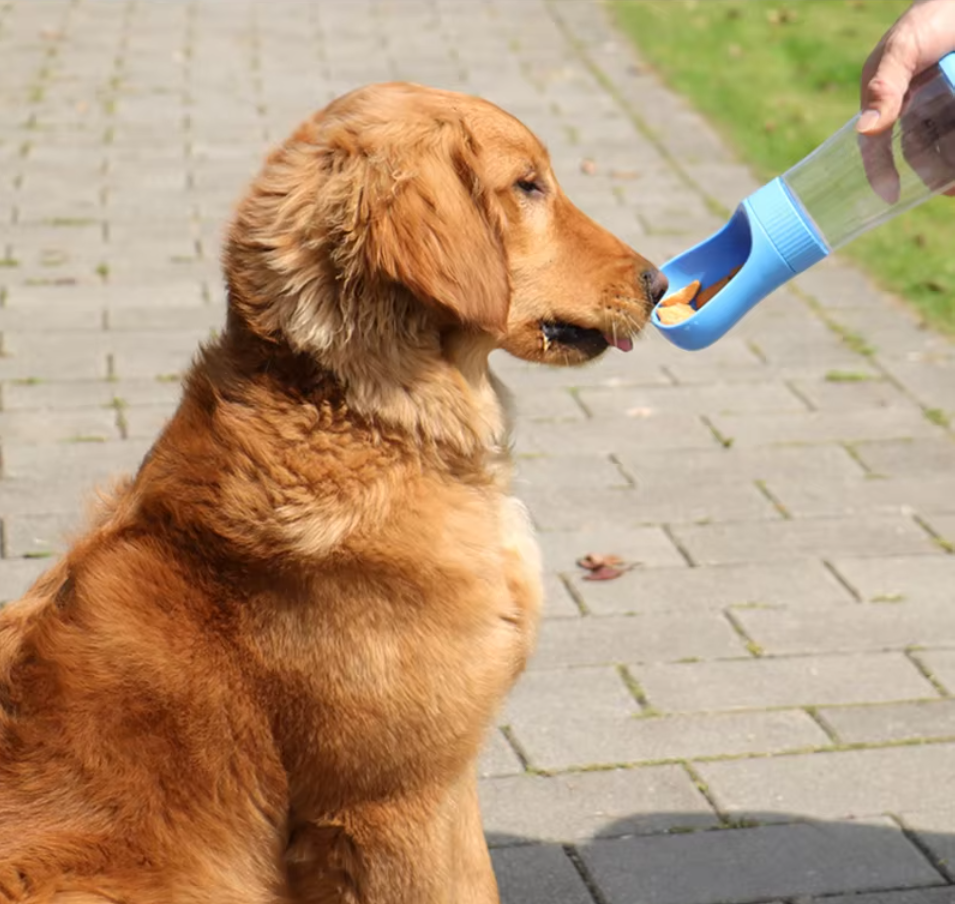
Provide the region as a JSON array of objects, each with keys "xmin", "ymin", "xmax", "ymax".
[
  {"xmin": 859, "ymin": 0, "xmax": 955, "ymax": 135},
  {"xmin": 858, "ymin": 0, "xmax": 955, "ymax": 201}
]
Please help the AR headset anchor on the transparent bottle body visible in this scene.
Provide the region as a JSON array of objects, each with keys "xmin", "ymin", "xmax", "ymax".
[{"xmin": 782, "ymin": 64, "xmax": 955, "ymax": 250}]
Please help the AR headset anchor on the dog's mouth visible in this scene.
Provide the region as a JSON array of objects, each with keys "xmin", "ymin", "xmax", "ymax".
[{"xmin": 540, "ymin": 321, "xmax": 634, "ymax": 356}]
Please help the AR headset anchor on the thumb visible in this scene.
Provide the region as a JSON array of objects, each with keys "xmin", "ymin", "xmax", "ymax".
[{"xmin": 859, "ymin": 36, "xmax": 918, "ymax": 134}]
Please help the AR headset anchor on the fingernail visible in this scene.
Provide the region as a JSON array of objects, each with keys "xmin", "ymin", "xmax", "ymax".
[{"xmin": 857, "ymin": 109, "xmax": 881, "ymax": 132}]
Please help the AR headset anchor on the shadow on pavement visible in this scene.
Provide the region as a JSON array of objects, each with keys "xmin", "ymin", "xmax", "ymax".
[{"xmin": 487, "ymin": 813, "xmax": 955, "ymax": 904}]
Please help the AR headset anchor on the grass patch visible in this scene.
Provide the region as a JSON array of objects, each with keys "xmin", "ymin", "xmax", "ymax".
[
  {"xmin": 63, "ymin": 435, "xmax": 107, "ymax": 444},
  {"xmin": 43, "ymin": 217, "xmax": 97, "ymax": 227},
  {"xmin": 825, "ymin": 370, "xmax": 875, "ymax": 383},
  {"xmin": 925, "ymin": 408, "xmax": 951, "ymax": 428},
  {"xmin": 611, "ymin": 0, "xmax": 955, "ymax": 335}
]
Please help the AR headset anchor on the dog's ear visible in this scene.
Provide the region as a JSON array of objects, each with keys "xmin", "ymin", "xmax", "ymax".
[{"xmin": 350, "ymin": 123, "xmax": 511, "ymax": 337}]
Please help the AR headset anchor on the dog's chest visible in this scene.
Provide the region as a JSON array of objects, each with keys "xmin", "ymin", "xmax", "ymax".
[{"xmin": 254, "ymin": 483, "xmax": 543, "ymax": 812}]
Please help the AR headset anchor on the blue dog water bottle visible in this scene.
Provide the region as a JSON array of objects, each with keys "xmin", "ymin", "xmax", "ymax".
[{"xmin": 653, "ymin": 53, "xmax": 955, "ymax": 351}]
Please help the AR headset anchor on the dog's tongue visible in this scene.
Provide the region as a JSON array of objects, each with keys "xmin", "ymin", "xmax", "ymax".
[{"xmin": 605, "ymin": 334, "xmax": 634, "ymax": 353}]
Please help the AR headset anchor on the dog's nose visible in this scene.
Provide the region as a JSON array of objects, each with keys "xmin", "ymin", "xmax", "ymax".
[{"xmin": 641, "ymin": 268, "xmax": 669, "ymax": 304}]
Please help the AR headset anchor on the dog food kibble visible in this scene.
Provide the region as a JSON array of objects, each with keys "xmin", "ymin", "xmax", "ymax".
[
  {"xmin": 657, "ymin": 304, "xmax": 696, "ymax": 326},
  {"xmin": 659, "ymin": 280, "xmax": 700, "ymax": 308},
  {"xmin": 656, "ymin": 266, "xmax": 742, "ymax": 326}
]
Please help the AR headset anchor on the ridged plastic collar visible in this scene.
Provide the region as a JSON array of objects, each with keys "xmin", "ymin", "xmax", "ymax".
[{"xmin": 746, "ymin": 178, "xmax": 828, "ymax": 274}]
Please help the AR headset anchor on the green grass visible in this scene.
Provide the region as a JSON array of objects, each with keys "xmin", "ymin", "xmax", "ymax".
[
  {"xmin": 611, "ymin": 0, "xmax": 955, "ymax": 335},
  {"xmin": 824, "ymin": 369, "xmax": 874, "ymax": 382}
]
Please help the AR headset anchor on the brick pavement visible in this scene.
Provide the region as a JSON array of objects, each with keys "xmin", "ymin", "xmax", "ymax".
[{"xmin": 2, "ymin": 1, "xmax": 955, "ymax": 902}]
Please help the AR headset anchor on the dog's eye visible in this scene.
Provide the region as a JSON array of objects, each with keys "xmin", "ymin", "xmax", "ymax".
[{"xmin": 515, "ymin": 178, "xmax": 544, "ymax": 197}]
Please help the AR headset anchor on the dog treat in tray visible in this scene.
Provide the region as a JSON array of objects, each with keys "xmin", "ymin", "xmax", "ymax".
[{"xmin": 656, "ymin": 265, "xmax": 742, "ymax": 326}]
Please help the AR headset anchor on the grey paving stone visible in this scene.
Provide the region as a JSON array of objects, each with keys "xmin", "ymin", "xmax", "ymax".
[
  {"xmin": 2, "ymin": 379, "xmax": 115, "ymax": 411},
  {"xmin": 923, "ymin": 514, "xmax": 955, "ymax": 549},
  {"xmin": 520, "ymin": 480, "xmax": 777, "ymax": 529},
  {"xmin": 820, "ymin": 701, "xmax": 955, "ymax": 745},
  {"xmin": 505, "ymin": 668, "xmax": 829, "ymax": 769},
  {"xmin": 514, "ymin": 454, "xmax": 627, "ymax": 490},
  {"xmin": 913, "ymin": 651, "xmax": 955, "ymax": 695},
  {"xmin": 808, "ymin": 889, "xmax": 955, "ymax": 904},
  {"xmin": 503, "ymin": 666, "xmax": 638, "ymax": 735},
  {"xmin": 106, "ymin": 304, "xmax": 226, "ymax": 332},
  {"xmin": 570, "ymin": 560, "xmax": 855, "ymax": 615},
  {"xmin": 3, "ymin": 281, "xmax": 206, "ymax": 309},
  {"xmin": 510, "ymin": 387, "xmax": 587, "ymax": 422},
  {"xmin": 4, "ymin": 510, "xmax": 82, "ymax": 558},
  {"xmin": 122, "ymin": 404, "xmax": 177, "ymax": 440},
  {"xmin": 900, "ymin": 810, "xmax": 955, "ymax": 882},
  {"xmin": 668, "ymin": 358, "xmax": 886, "ymax": 387},
  {"xmin": 106, "ymin": 380, "xmax": 184, "ymax": 409},
  {"xmin": 491, "ymin": 350, "xmax": 669, "ymax": 391},
  {"xmin": 764, "ymin": 472, "xmax": 955, "ymax": 519},
  {"xmin": 616, "ymin": 444, "xmax": 865, "ymax": 485},
  {"xmin": 478, "ymin": 728, "xmax": 524, "ymax": 780},
  {"xmin": 671, "ymin": 516, "xmax": 941, "ymax": 566},
  {"xmin": 491, "ymin": 845, "xmax": 593, "ymax": 904},
  {"xmin": 580, "ymin": 818, "xmax": 944, "ymax": 904},
  {"xmin": 851, "ymin": 437, "xmax": 955, "ymax": 476},
  {"xmin": 576, "ymin": 383, "xmax": 807, "ymax": 418},
  {"xmin": 480, "ymin": 767, "xmax": 717, "ymax": 844},
  {"xmin": 737, "ymin": 311, "xmax": 871, "ymax": 364},
  {"xmin": 681, "ymin": 162, "xmax": 761, "ymax": 214},
  {"xmin": 831, "ymin": 555, "xmax": 955, "ymax": 604},
  {"xmin": 633, "ymin": 654, "xmax": 937, "ymax": 714},
  {"xmin": 0, "ymin": 557, "xmax": 53, "ymax": 602},
  {"xmin": 789, "ymin": 376, "xmax": 917, "ymax": 411},
  {"xmin": 536, "ymin": 527, "xmax": 686, "ymax": 572},
  {"xmin": 541, "ymin": 572, "xmax": 582, "ymax": 619},
  {"xmin": 517, "ymin": 414, "xmax": 719, "ymax": 456},
  {"xmin": 0, "ymin": 301, "xmax": 104, "ymax": 332},
  {"xmin": 0, "ymin": 333, "xmax": 108, "ymax": 381},
  {"xmin": 697, "ymin": 744, "xmax": 955, "ymax": 822},
  {"xmin": 708, "ymin": 409, "xmax": 943, "ymax": 447},
  {"xmin": 881, "ymin": 356, "xmax": 955, "ymax": 417},
  {"xmin": 0, "ymin": 474, "xmax": 112, "ymax": 516},
  {"xmin": 111, "ymin": 343, "xmax": 200, "ymax": 381},
  {"xmin": 792, "ymin": 256, "xmax": 887, "ymax": 310},
  {"xmin": 528, "ymin": 612, "xmax": 745, "ymax": 671},
  {"xmin": 735, "ymin": 602, "xmax": 955, "ymax": 656},
  {"xmin": 0, "ymin": 410, "xmax": 119, "ymax": 444},
  {"xmin": 1, "ymin": 438, "xmax": 151, "ymax": 482},
  {"xmin": 813, "ymin": 309, "xmax": 945, "ymax": 356}
]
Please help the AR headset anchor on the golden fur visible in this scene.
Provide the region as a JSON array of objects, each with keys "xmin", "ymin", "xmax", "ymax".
[{"xmin": 0, "ymin": 83, "xmax": 662, "ymax": 903}]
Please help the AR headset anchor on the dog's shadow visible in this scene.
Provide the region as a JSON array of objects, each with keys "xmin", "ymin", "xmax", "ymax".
[{"xmin": 486, "ymin": 813, "xmax": 955, "ymax": 904}]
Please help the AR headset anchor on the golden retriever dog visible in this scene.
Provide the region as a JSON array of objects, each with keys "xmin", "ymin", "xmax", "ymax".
[{"xmin": 0, "ymin": 83, "xmax": 665, "ymax": 903}]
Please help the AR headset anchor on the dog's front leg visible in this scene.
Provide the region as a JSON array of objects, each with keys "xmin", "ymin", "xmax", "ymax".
[
  {"xmin": 285, "ymin": 775, "xmax": 499, "ymax": 904},
  {"xmin": 499, "ymin": 496, "xmax": 544, "ymax": 675},
  {"xmin": 447, "ymin": 768, "xmax": 499, "ymax": 904}
]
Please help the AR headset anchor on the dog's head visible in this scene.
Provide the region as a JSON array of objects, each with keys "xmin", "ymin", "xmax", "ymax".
[{"xmin": 225, "ymin": 83, "xmax": 665, "ymax": 371}]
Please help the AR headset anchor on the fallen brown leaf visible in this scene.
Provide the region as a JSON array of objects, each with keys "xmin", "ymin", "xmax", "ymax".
[
  {"xmin": 583, "ymin": 565, "xmax": 628, "ymax": 582},
  {"xmin": 577, "ymin": 553, "xmax": 625, "ymax": 571}
]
